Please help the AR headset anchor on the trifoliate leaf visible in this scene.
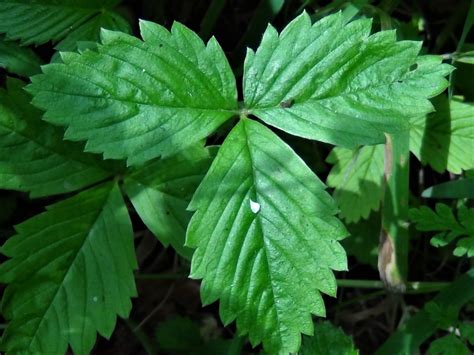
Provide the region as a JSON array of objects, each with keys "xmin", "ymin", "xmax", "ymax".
[
  {"xmin": 300, "ymin": 321, "xmax": 358, "ymax": 355},
  {"xmin": 326, "ymin": 145, "xmax": 384, "ymax": 222},
  {"xmin": 124, "ymin": 144, "xmax": 215, "ymax": 259},
  {"xmin": 0, "ymin": 0, "xmax": 126, "ymax": 46},
  {"xmin": 410, "ymin": 95, "xmax": 474, "ymax": 174},
  {"xmin": 427, "ymin": 334, "xmax": 470, "ymax": 355},
  {"xmin": 0, "ymin": 78, "xmax": 114, "ymax": 197},
  {"xmin": 0, "ymin": 182, "xmax": 137, "ymax": 354},
  {"xmin": 409, "ymin": 204, "xmax": 474, "ymax": 257},
  {"xmin": 243, "ymin": 11, "xmax": 452, "ymax": 148},
  {"xmin": 187, "ymin": 118, "xmax": 348, "ymax": 354},
  {"xmin": 28, "ymin": 20, "xmax": 238, "ymax": 165},
  {"xmin": 0, "ymin": 35, "xmax": 41, "ymax": 77}
]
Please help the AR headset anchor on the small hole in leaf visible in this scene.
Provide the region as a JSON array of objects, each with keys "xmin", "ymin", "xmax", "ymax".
[
  {"xmin": 409, "ymin": 63, "xmax": 418, "ymax": 71},
  {"xmin": 280, "ymin": 98, "xmax": 295, "ymax": 108},
  {"xmin": 159, "ymin": 43, "xmax": 163, "ymax": 48}
]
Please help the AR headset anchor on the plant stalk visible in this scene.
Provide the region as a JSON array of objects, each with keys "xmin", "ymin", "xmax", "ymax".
[{"xmin": 378, "ymin": 132, "xmax": 410, "ymax": 292}]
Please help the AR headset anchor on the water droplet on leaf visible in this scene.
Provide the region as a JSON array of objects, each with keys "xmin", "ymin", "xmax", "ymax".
[{"xmin": 250, "ymin": 200, "xmax": 260, "ymax": 214}]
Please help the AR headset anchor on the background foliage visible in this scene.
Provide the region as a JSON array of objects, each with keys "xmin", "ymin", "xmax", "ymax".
[{"xmin": 0, "ymin": 0, "xmax": 473, "ymax": 354}]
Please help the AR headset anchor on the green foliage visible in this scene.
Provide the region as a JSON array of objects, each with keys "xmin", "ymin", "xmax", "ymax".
[
  {"xmin": 460, "ymin": 323, "xmax": 474, "ymax": 345},
  {"xmin": 124, "ymin": 144, "xmax": 215, "ymax": 259},
  {"xmin": 428, "ymin": 334, "xmax": 470, "ymax": 355},
  {"xmin": 343, "ymin": 211, "xmax": 381, "ymax": 267},
  {"xmin": 0, "ymin": 78, "xmax": 114, "ymax": 197},
  {"xmin": 28, "ymin": 20, "xmax": 238, "ymax": 165},
  {"xmin": 155, "ymin": 316, "xmax": 243, "ymax": 354},
  {"xmin": 299, "ymin": 321, "xmax": 358, "ymax": 355},
  {"xmin": 422, "ymin": 178, "xmax": 474, "ymax": 199},
  {"xmin": 0, "ymin": 0, "xmax": 129, "ymax": 47},
  {"xmin": 155, "ymin": 316, "xmax": 203, "ymax": 352},
  {"xmin": 376, "ymin": 269, "xmax": 474, "ymax": 355},
  {"xmin": 243, "ymin": 12, "xmax": 452, "ymax": 148},
  {"xmin": 0, "ymin": 3, "xmax": 464, "ymax": 354},
  {"xmin": 410, "ymin": 96, "xmax": 474, "ymax": 174},
  {"xmin": 410, "ymin": 204, "xmax": 474, "ymax": 257},
  {"xmin": 425, "ymin": 301, "xmax": 459, "ymax": 329},
  {"xmin": 326, "ymin": 95, "xmax": 474, "ymax": 223},
  {"xmin": 187, "ymin": 118, "xmax": 348, "ymax": 353},
  {"xmin": 326, "ymin": 145, "xmax": 384, "ymax": 222},
  {"xmin": 0, "ymin": 35, "xmax": 41, "ymax": 77},
  {"xmin": 0, "ymin": 182, "xmax": 137, "ymax": 354}
]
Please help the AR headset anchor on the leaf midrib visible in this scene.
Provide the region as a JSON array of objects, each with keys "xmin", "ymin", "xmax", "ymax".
[{"xmin": 25, "ymin": 184, "xmax": 114, "ymax": 351}]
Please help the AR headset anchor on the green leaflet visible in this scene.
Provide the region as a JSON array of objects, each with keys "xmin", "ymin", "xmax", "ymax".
[
  {"xmin": 155, "ymin": 316, "xmax": 244, "ymax": 355},
  {"xmin": 124, "ymin": 144, "xmax": 215, "ymax": 259},
  {"xmin": 427, "ymin": 334, "xmax": 470, "ymax": 355},
  {"xmin": 376, "ymin": 268, "xmax": 474, "ymax": 355},
  {"xmin": 460, "ymin": 323, "xmax": 474, "ymax": 345},
  {"xmin": 28, "ymin": 20, "xmax": 238, "ymax": 165},
  {"xmin": 0, "ymin": 78, "xmax": 114, "ymax": 198},
  {"xmin": 0, "ymin": 0, "xmax": 127, "ymax": 46},
  {"xmin": 0, "ymin": 182, "xmax": 137, "ymax": 354},
  {"xmin": 300, "ymin": 321, "xmax": 358, "ymax": 355},
  {"xmin": 343, "ymin": 211, "xmax": 381, "ymax": 268},
  {"xmin": 409, "ymin": 204, "xmax": 474, "ymax": 257},
  {"xmin": 243, "ymin": 12, "xmax": 452, "ymax": 148},
  {"xmin": 326, "ymin": 145, "xmax": 385, "ymax": 223},
  {"xmin": 0, "ymin": 35, "xmax": 41, "ymax": 77},
  {"xmin": 55, "ymin": 10, "xmax": 131, "ymax": 52},
  {"xmin": 422, "ymin": 178, "xmax": 474, "ymax": 199},
  {"xmin": 187, "ymin": 119, "xmax": 348, "ymax": 354},
  {"xmin": 410, "ymin": 96, "xmax": 474, "ymax": 174},
  {"xmin": 326, "ymin": 95, "xmax": 474, "ymax": 222}
]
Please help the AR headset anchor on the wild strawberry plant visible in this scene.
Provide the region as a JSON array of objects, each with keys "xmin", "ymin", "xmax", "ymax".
[{"xmin": 0, "ymin": 0, "xmax": 473, "ymax": 354}]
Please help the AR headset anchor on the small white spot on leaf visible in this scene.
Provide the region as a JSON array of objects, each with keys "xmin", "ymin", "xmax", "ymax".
[
  {"xmin": 92, "ymin": 296, "xmax": 98, "ymax": 302},
  {"xmin": 250, "ymin": 199, "xmax": 260, "ymax": 214}
]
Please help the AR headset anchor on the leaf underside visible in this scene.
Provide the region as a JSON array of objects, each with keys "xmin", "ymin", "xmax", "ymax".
[
  {"xmin": 0, "ymin": 182, "xmax": 137, "ymax": 354},
  {"xmin": 410, "ymin": 96, "xmax": 474, "ymax": 174},
  {"xmin": 243, "ymin": 12, "xmax": 453, "ymax": 148},
  {"xmin": 187, "ymin": 119, "xmax": 347, "ymax": 354},
  {"xmin": 124, "ymin": 144, "xmax": 215, "ymax": 259},
  {"xmin": 326, "ymin": 145, "xmax": 385, "ymax": 223},
  {"xmin": 28, "ymin": 20, "xmax": 237, "ymax": 165}
]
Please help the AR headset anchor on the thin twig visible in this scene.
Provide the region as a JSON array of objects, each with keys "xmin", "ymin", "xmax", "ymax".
[{"xmin": 133, "ymin": 283, "xmax": 176, "ymax": 332}]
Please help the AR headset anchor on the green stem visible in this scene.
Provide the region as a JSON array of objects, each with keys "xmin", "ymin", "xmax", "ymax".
[
  {"xmin": 199, "ymin": 0, "xmax": 227, "ymax": 40},
  {"xmin": 449, "ymin": 0, "xmax": 474, "ymax": 99},
  {"xmin": 337, "ymin": 279, "xmax": 449, "ymax": 293},
  {"xmin": 376, "ymin": 268, "xmax": 474, "ymax": 355},
  {"xmin": 124, "ymin": 318, "xmax": 156, "ymax": 355},
  {"xmin": 379, "ymin": 132, "xmax": 410, "ymax": 292}
]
